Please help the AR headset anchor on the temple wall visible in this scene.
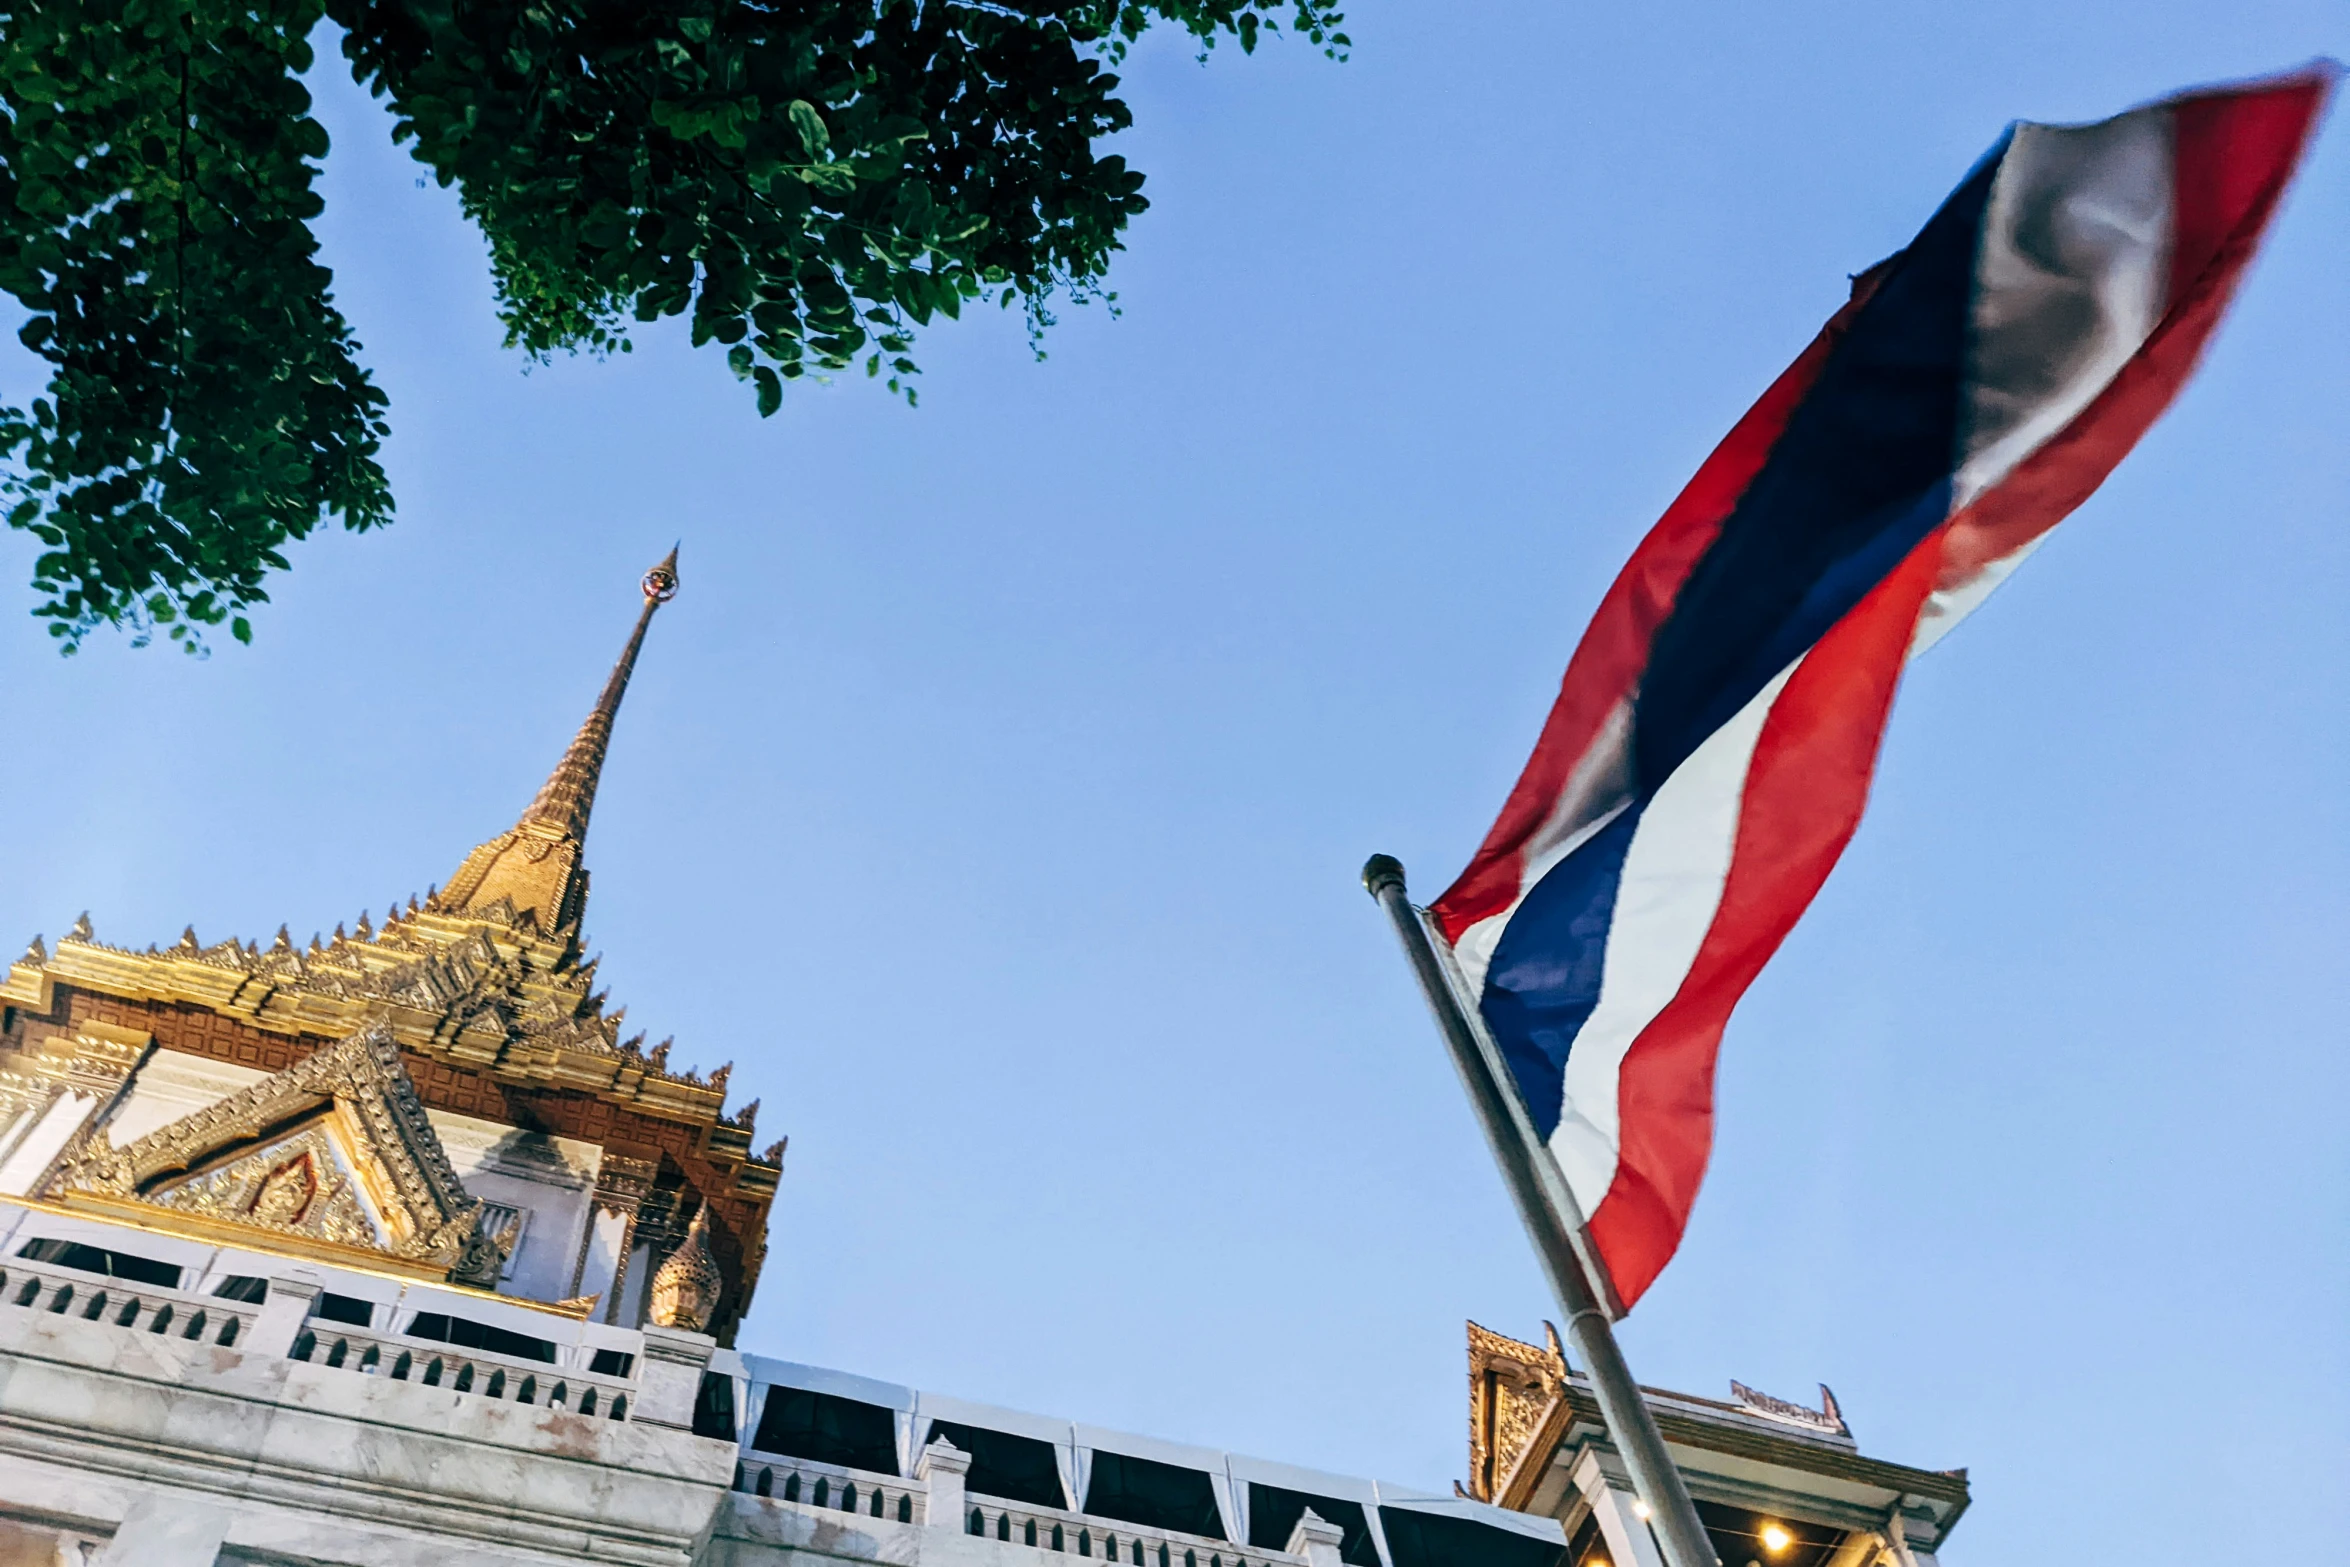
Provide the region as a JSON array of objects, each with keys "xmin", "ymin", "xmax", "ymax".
[
  {"xmin": 0, "ymin": 1194, "xmax": 1365, "ymax": 1567},
  {"xmin": 0, "ymin": 1289, "xmax": 731, "ymax": 1565},
  {"xmin": 420, "ymin": 1113, "xmax": 604, "ymax": 1304}
]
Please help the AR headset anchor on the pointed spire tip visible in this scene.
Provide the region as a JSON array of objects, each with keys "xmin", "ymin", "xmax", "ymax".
[{"xmin": 644, "ymin": 545, "xmax": 680, "ymax": 604}]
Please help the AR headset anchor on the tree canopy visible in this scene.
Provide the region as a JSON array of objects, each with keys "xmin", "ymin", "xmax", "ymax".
[{"xmin": 0, "ymin": 0, "xmax": 1345, "ymax": 650}]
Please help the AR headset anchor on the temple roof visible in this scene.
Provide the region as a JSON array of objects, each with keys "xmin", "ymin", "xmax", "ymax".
[{"xmin": 0, "ymin": 551, "xmax": 772, "ymax": 1166}]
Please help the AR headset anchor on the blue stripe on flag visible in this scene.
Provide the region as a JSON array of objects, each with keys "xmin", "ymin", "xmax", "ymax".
[
  {"xmin": 1630, "ymin": 149, "xmax": 2004, "ymax": 793},
  {"xmin": 1480, "ymin": 806, "xmax": 1645, "ymax": 1139}
]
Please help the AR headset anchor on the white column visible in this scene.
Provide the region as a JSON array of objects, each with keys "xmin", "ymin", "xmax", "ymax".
[
  {"xmin": 1821, "ymin": 1536, "xmax": 1878, "ymax": 1567},
  {"xmin": 1882, "ymin": 1504, "xmax": 1939, "ymax": 1567},
  {"xmin": 0, "ymin": 1100, "xmax": 44, "ymax": 1172},
  {"xmin": 611, "ymin": 1239, "xmax": 654, "ymax": 1328},
  {"xmin": 245, "ymin": 1268, "xmax": 325, "ymax": 1360},
  {"xmin": 91, "ymin": 1494, "xmax": 229, "ymax": 1567},
  {"xmin": 916, "ymin": 1435, "xmax": 972, "ymax": 1532},
  {"xmin": 635, "ymin": 1325, "xmax": 718, "ymax": 1431},
  {"xmin": 1567, "ymin": 1448, "xmax": 1668, "ymax": 1567},
  {"xmin": 1286, "ymin": 1510, "xmax": 1347, "ymax": 1567},
  {"xmin": 0, "ymin": 1090, "xmax": 95, "ymax": 1194},
  {"xmin": 572, "ymin": 1204, "xmax": 633, "ymax": 1305}
]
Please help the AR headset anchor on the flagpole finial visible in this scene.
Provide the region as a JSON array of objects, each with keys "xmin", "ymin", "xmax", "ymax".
[{"xmin": 1362, "ymin": 854, "xmax": 1406, "ymax": 899}]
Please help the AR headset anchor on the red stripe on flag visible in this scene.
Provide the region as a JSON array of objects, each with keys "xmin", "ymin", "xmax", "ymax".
[
  {"xmin": 1937, "ymin": 68, "xmax": 2334, "ymax": 592},
  {"xmin": 1586, "ymin": 533, "xmax": 1943, "ymax": 1310},
  {"xmin": 1430, "ymin": 271, "xmax": 1892, "ymax": 944},
  {"xmin": 2169, "ymin": 67, "xmax": 2335, "ymax": 312}
]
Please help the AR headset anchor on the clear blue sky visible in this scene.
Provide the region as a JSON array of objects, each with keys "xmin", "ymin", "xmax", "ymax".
[{"xmin": 3, "ymin": 3, "xmax": 2343, "ymax": 1561}]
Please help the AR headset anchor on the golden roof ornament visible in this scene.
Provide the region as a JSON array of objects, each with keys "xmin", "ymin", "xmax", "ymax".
[
  {"xmin": 433, "ymin": 547, "xmax": 682, "ymax": 935},
  {"xmin": 647, "ymin": 1204, "xmax": 722, "ymax": 1334}
]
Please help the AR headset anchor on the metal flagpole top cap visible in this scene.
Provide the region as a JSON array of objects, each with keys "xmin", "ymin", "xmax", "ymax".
[{"xmin": 1361, "ymin": 853, "xmax": 1407, "ymax": 898}]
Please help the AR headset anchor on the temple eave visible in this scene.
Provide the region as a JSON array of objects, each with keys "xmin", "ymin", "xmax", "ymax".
[{"xmin": 1, "ymin": 936, "xmax": 759, "ymax": 1153}]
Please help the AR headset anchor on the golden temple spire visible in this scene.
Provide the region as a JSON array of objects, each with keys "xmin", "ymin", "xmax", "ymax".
[
  {"xmin": 519, "ymin": 546, "xmax": 679, "ymax": 842},
  {"xmin": 433, "ymin": 550, "xmax": 681, "ymax": 936}
]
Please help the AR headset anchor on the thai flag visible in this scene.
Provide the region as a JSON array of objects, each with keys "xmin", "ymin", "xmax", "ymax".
[{"xmin": 1429, "ymin": 66, "xmax": 2334, "ymax": 1314}]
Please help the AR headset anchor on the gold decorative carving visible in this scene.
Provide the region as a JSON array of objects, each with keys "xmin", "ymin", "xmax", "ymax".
[
  {"xmin": 1467, "ymin": 1320, "xmax": 1568, "ymax": 1503},
  {"xmin": 146, "ymin": 1128, "xmax": 382, "ymax": 1251},
  {"xmin": 44, "ymin": 1019, "xmax": 487, "ymax": 1279},
  {"xmin": 0, "ymin": 1023, "xmax": 157, "ymax": 1184},
  {"xmin": 591, "ymin": 1155, "xmax": 658, "ymax": 1218},
  {"xmin": 567, "ymin": 1153, "xmax": 657, "ymax": 1303},
  {"xmin": 9, "ymin": 909, "xmax": 709, "ymax": 1104},
  {"xmin": 647, "ymin": 1204, "xmax": 721, "ymax": 1333}
]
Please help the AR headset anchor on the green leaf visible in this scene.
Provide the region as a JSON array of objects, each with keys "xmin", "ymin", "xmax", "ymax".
[
  {"xmin": 796, "ymin": 163, "xmax": 856, "ymax": 194},
  {"xmin": 788, "ymin": 99, "xmax": 829, "ymax": 158}
]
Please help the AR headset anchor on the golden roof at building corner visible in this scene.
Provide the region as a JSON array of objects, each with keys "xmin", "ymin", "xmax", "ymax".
[{"xmin": 0, "ymin": 549, "xmax": 775, "ymax": 1170}]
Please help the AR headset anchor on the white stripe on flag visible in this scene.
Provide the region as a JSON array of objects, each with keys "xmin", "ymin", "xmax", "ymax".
[
  {"xmin": 1959, "ymin": 107, "xmax": 2173, "ymax": 506},
  {"xmin": 1547, "ymin": 657, "xmax": 1805, "ymax": 1215},
  {"xmin": 1922, "ymin": 109, "xmax": 2172, "ymax": 659},
  {"xmin": 1909, "ymin": 532, "xmax": 2052, "ymax": 659}
]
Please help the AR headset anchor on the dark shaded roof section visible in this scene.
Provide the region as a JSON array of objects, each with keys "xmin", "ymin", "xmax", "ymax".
[
  {"xmin": 16, "ymin": 1237, "xmax": 181, "ymax": 1289},
  {"xmin": 695, "ymin": 1370, "xmax": 739, "ymax": 1441},
  {"xmin": 1247, "ymin": 1485, "xmax": 1380, "ymax": 1567},
  {"xmin": 1083, "ymin": 1451, "xmax": 1225, "ymax": 1540},
  {"xmin": 404, "ymin": 1311, "xmax": 557, "ymax": 1364},
  {"xmin": 753, "ymin": 1387, "xmax": 900, "ymax": 1475},
  {"xmin": 927, "ymin": 1420, "xmax": 1067, "ymax": 1510},
  {"xmin": 1379, "ymin": 1507, "xmax": 1565, "ymax": 1567},
  {"xmin": 1695, "ymin": 1500, "xmax": 1845, "ymax": 1567},
  {"xmin": 1565, "ymin": 1510, "xmax": 1604, "ymax": 1567}
]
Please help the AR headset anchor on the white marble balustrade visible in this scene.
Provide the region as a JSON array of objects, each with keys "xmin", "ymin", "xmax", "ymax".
[
  {"xmin": 292, "ymin": 1316, "xmax": 640, "ymax": 1419},
  {"xmin": 733, "ymin": 1452, "xmax": 929, "ymax": 1525},
  {"xmin": 0, "ymin": 1255, "xmax": 259, "ymax": 1349},
  {"xmin": 959, "ymin": 1495, "xmax": 1306, "ymax": 1567}
]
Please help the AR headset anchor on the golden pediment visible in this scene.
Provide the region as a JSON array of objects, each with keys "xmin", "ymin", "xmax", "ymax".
[
  {"xmin": 143, "ymin": 1122, "xmax": 386, "ymax": 1252},
  {"xmin": 44, "ymin": 1020, "xmax": 503, "ymax": 1284},
  {"xmin": 1467, "ymin": 1320, "xmax": 1569, "ymax": 1504}
]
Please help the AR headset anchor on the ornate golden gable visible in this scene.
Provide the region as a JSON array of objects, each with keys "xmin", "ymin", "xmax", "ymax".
[
  {"xmin": 1467, "ymin": 1320, "xmax": 1570, "ymax": 1504},
  {"xmin": 44, "ymin": 1021, "xmax": 502, "ymax": 1284}
]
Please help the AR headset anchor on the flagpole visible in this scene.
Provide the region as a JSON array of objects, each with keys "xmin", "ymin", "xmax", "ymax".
[{"xmin": 1363, "ymin": 854, "xmax": 1718, "ymax": 1567}]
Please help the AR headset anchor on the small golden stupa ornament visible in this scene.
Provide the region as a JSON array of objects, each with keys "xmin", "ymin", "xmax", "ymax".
[{"xmin": 647, "ymin": 1204, "xmax": 722, "ymax": 1333}]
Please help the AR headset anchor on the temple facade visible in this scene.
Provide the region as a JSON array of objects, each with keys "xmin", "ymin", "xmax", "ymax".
[
  {"xmin": 1462, "ymin": 1324, "xmax": 1967, "ymax": 1567},
  {"xmin": 0, "ymin": 559, "xmax": 1971, "ymax": 1567}
]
